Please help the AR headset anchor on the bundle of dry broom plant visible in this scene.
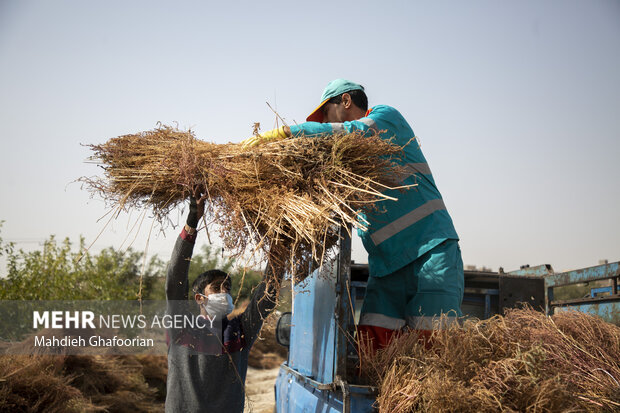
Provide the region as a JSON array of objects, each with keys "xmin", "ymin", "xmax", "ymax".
[
  {"xmin": 360, "ymin": 308, "xmax": 620, "ymax": 412},
  {"xmin": 82, "ymin": 125, "xmax": 411, "ymax": 281}
]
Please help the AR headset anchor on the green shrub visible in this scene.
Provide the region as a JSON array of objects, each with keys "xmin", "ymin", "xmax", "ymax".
[
  {"xmin": 0, "ymin": 223, "xmax": 163, "ymax": 300},
  {"xmin": 0, "ymin": 223, "xmax": 263, "ymax": 303}
]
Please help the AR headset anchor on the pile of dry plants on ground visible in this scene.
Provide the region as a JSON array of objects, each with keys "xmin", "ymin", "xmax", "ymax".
[
  {"xmin": 82, "ymin": 125, "xmax": 409, "ymax": 281},
  {"xmin": 361, "ymin": 308, "xmax": 620, "ymax": 412},
  {"xmin": 0, "ymin": 354, "xmax": 167, "ymax": 413}
]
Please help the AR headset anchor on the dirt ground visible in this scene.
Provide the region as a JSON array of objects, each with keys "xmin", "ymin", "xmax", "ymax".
[{"xmin": 244, "ymin": 366, "xmax": 280, "ymax": 413}]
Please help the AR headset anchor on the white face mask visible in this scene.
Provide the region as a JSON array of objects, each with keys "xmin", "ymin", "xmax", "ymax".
[{"xmin": 199, "ymin": 292, "xmax": 234, "ymax": 319}]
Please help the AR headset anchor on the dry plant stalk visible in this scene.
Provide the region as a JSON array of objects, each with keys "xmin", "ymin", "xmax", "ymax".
[
  {"xmin": 0, "ymin": 354, "xmax": 167, "ymax": 412},
  {"xmin": 360, "ymin": 308, "xmax": 620, "ymax": 412},
  {"xmin": 82, "ymin": 125, "xmax": 410, "ymax": 281}
]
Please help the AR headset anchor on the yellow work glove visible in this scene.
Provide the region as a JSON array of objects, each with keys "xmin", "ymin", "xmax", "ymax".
[{"xmin": 240, "ymin": 126, "xmax": 289, "ymax": 148}]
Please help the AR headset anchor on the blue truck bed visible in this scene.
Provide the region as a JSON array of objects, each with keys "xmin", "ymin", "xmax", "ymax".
[{"xmin": 274, "ymin": 229, "xmax": 620, "ymax": 412}]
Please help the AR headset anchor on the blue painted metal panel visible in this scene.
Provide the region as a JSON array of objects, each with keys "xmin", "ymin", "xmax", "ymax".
[
  {"xmin": 544, "ymin": 261, "xmax": 620, "ymax": 325},
  {"xmin": 508, "ymin": 264, "xmax": 554, "ymax": 277},
  {"xmin": 552, "ymin": 302, "xmax": 620, "ymax": 325},
  {"xmin": 289, "ymin": 260, "xmax": 338, "ymax": 383},
  {"xmin": 590, "ymin": 286, "xmax": 613, "ymax": 298},
  {"xmin": 545, "ymin": 262, "xmax": 619, "ymax": 287},
  {"xmin": 275, "ymin": 367, "xmax": 376, "ymax": 413},
  {"xmin": 462, "ymin": 288, "xmax": 499, "ymax": 319}
]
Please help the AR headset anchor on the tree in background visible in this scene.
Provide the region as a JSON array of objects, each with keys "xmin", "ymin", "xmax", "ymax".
[
  {"xmin": 0, "ymin": 223, "xmax": 263, "ymax": 302},
  {"xmin": 0, "ymin": 227, "xmax": 163, "ymax": 300}
]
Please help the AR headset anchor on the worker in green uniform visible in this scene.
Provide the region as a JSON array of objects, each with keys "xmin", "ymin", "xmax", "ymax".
[{"xmin": 242, "ymin": 79, "xmax": 463, "ymax": 351}]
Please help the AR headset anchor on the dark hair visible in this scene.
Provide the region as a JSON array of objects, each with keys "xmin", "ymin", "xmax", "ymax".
[
  {"xmin": 327, "ymin": 89, "xmax": 368, "ymax": 112},
  {"xmin": 192, "ymin": 269, "xmax": 230, "ymax": 295}
]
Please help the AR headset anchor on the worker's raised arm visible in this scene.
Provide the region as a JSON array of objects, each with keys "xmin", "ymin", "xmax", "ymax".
[
  {"xmin": 240, "ymin": 118, "xmax": 378, "ymax": 148},
  {"xmin": 165, "ymin": 196, "xmax": 204, "ymax": 301},
  {"xmin": 288, "ymin": 118, "xmax": 376, "ymax": 138}
]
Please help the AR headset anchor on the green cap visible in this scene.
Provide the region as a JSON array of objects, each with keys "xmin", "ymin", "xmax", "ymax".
[{"xmin": 306, "ymin": 79, "xmax": 364, "ymax": 122}]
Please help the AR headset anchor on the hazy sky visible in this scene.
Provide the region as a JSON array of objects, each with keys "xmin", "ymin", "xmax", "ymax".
[{"xmin": 1, "ymin": 0, "xmax": 619, "ymax": 273}]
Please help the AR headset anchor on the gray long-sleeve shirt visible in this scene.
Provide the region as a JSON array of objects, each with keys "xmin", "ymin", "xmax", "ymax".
[{"xmin": 165, "ymin": 231, "xmax": 279, "ymax": 413}]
